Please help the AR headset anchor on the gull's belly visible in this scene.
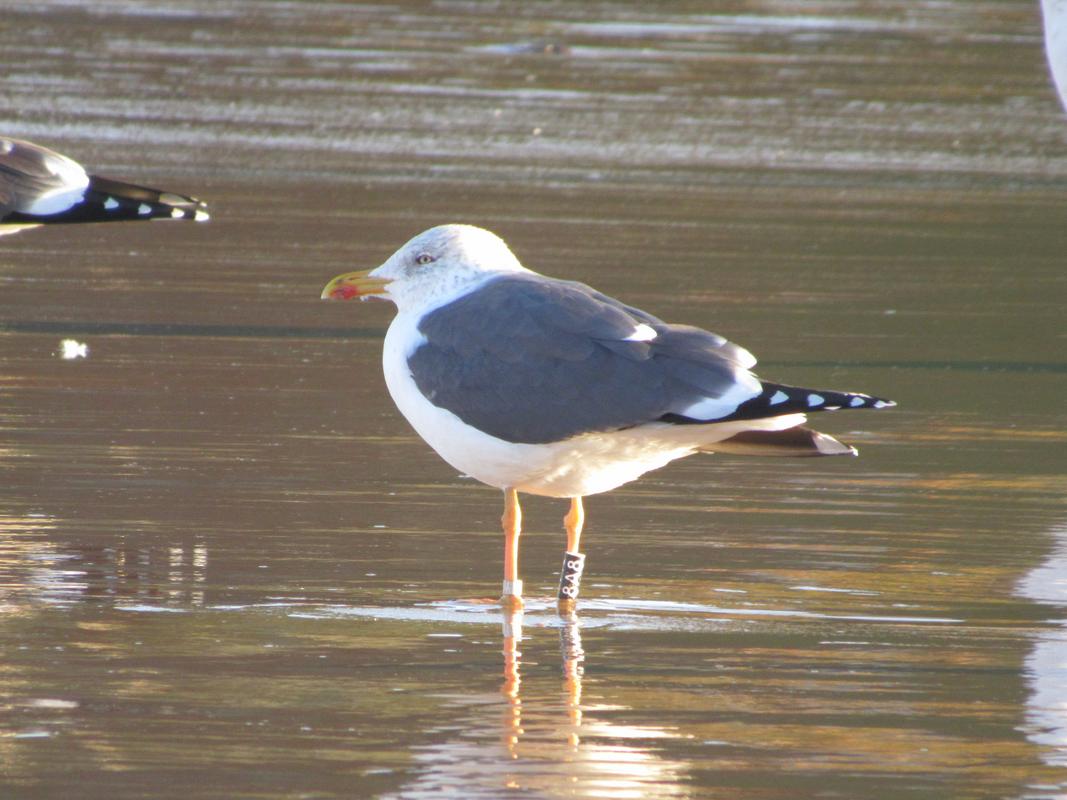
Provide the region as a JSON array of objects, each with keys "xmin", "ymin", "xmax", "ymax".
[{"xmin": 390, "ymin": 396, "xmax": 695, "ymax": 498}]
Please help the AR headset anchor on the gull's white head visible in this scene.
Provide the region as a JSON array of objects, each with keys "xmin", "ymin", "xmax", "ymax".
[{"xmin": 321, "ymin": 224, "xmax": 531, "ymax": 312}]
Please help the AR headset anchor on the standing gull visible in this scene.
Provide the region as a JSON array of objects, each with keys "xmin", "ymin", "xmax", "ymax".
[
  {"xmin": 0, "ymin": 137, "xmax": 208, "ymax": 236},
  {"xmin": 321, "ymin": 224, "xmax": 894, "ymax": 608}
]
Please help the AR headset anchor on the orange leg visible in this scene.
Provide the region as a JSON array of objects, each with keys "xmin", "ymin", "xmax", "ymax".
[
  {"xmin": 564, "ymin": 496, "xmax": 584, "ymax": 553},
  {"xmin": 501, "ymin": 488, "xmax": 524, "ymax": 608},
  {"xmin": 558, "ymin": 496, "xmax": 586, "ymax": 607}
]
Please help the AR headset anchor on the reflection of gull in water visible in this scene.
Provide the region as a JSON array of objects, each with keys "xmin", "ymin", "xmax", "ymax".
[
  {"xmin": 0, "ymin": 511, "xmax": 209, "ymax": 609},
  {"xmin": 386, "ymin": 608, "xmax": 688, "ymax": 799},
  {"xmin": 0, "ymin": 512, "xmax": 68, "ymax": 609},
  {"xmin": 1018, "ymin": 521, "xmax": 1067, "ymax": 768},
  {"xmin": 1042, "ymin": 0, "xmax": 1067, "ymax": 110}
]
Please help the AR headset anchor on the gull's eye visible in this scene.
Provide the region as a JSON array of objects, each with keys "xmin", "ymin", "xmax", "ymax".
[{"xmin": 415, "ymin": 253, "xmax": 435, "ymax": 266}]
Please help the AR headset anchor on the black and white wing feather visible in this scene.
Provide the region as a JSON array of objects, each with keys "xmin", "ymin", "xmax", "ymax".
[{"xmin": 0, "ymin": 137, "xmax": 207, "ymax": 232}]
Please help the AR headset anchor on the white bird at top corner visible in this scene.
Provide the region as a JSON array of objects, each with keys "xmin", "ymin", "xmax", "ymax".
[{"xmin": 1041, "ymin": 0, "xmax": 1067, "ymax": 111}]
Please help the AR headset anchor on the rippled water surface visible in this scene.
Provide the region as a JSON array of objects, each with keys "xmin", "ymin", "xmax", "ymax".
[{"xmin": 2, "ymin": 1, "xmax": 1067, "ymax": 798}]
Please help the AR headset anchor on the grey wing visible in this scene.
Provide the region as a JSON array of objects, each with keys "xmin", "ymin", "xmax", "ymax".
[
  {"xmin": 0, "ymin": 138, "xmax": 88, "ymax": 218},
  {"xmin": 408, "ymin": 275, "xmax": 762, "ymax": 444}
]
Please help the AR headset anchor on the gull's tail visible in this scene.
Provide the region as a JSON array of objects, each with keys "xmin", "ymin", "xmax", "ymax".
[{"xmin": 704, "ymin": 426, "xmax": 857, "ymax": 457}]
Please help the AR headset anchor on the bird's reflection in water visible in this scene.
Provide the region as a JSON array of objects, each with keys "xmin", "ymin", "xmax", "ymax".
[
  {"xmin": 501, "ymin": 608, "xmax": 525, "ymax": 755},
  {"xmin": 501, "ymin": 606, "xmax": 584, "ymax": 758},
  {"xmin": 0, "ymin": 512, "xmax": 209, "ymax": 609},
  {"xmin": 1019, "ymin": 521, "xmax": 1067, "ymax": 778},
  {"xmin": 397, "ymin": 605, "xmax": 687, "ymax": 799}
]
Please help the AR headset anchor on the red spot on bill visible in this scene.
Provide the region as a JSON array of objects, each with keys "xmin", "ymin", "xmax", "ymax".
[{"xmin": 331, "ymin": 284, "xmax": 361, "ymax": 300}]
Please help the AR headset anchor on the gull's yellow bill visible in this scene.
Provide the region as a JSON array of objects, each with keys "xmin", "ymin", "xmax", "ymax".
[{"xmin": 320, "ymin": 269, "xmax": 391, "ymax": 301}]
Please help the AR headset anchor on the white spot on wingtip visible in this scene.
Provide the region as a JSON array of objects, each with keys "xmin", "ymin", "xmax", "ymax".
[
  {"xmin": 137, "ymin": 203, "xmax": 151, "ymax": 215},
  {"xmin": 58, "ymin": 339, "xmax": 88, "ymax": 360},
  {"xmin": 194, "ymin": 210, "xmax": 210, "ymax": 222},
  {"xmin": 624, "ymin": 323, "xmax": 657, "ymax": 342},
  {"xmin": 873, "ymin": 399, "xmax": 893, "ymax": 409},
  {"xmin": 104, "ymin": 197, "xmax": 119, "ymax": 210},
  {"xmin": 769, "ymin": 390, "xmax": 789, "ymax": 405},
  {"xmin": 807, "ymin": 393, "xmax": 824, "ymax": 407}
]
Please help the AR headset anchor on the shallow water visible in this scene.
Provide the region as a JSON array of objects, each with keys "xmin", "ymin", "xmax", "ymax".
[{"xmin": 2, "ymin": 1, "xmax": 1067, "ymax": 798}]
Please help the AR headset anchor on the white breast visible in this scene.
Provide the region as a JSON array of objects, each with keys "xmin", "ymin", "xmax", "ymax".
[{"xmin": 382, "ymin": 310, "xmax": 577, "ymax": 495}]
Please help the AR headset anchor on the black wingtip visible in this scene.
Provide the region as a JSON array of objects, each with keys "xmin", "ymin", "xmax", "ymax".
[
  {"xmin": 671, "ymin": 382, "xmax": 896, "ymax": 425},
  {"xmin": 2, "ymin": 174, "xmax": 208, "ymax": 227},
  {"xmin": 81, "ymin": 174, "xmax": 209, "ymax": 223}
]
